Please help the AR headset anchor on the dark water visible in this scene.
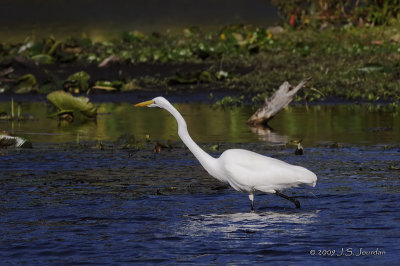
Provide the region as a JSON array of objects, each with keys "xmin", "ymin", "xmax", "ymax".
[
  {"xmin": 1, "ymin": 101, "xmax": 400, "ymax": 264},
  {"xmin": 0, "ymin": 0, "xmax": 278, "ymax": 42}
]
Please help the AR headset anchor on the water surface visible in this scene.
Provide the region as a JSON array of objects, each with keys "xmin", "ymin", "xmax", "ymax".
[
  {"xmin": 1, "ymin": 101, "xmax": 399, "ymax": 264},
  {"xmin": 1, "ymin": 101, "xmax": 399, "ymax": 145}
]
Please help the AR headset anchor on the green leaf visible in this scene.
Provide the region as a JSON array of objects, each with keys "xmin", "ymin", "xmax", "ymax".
[
  {"xmin": 121, "ymin": 80, "xmax": 141, "ymax": 92},
  {"xmin": 31, "ymin": 54, "xmax": 53, "ymax": 64},
  {"xmin": 46, "ymin": 90, "xmax": 97, "ymax": 118},
  {"xmin": 48, "ymin": 41, "xmax": 61, "ymax": 55},
  {"xmin": 15, "ymin": 74, "xmax": 37, "ymax": 94},
  {"xmin": 67, "ymin": 71, "xmax": 91, "ymax": 92}
]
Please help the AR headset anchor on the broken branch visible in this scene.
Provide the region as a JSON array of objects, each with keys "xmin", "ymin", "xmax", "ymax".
[{"xmin": 247, "ymin": 77, "xmax": 311, "ymax": 126}]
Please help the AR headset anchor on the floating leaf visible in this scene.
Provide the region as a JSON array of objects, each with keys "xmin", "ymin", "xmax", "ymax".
[
  {"xmin": 90, "ymin": 85, "xmax": 117, "ymax": 92},
  {"xmin": 66, "ymin": 71, "xmax": 91, "ymax": 92},
  {"xmin": 88, "ymin": 80, "xmax": 123, "ymax": 94},
  {"xmin": 31, "ymin": 54, "xmax": 53, "ymax": 64},
  {"xmin": 0, "ymin": 134, "xmax": 32, "ymax": 148},
  {"xmin": 214, "ymin": 95, "xmax": 244, "ymax": 108},
  {"xmin": 46, "ymin": 90, "xmax": 97, "ymax": 118},
  {"xmin": 15, "ymin": 74, "xmax": 37, "ymax": 94},
  {"xmin": 48, "ymin": 110, "xmax": 75, "ymax": 117},
  {"xmin": 121, "ymin": 80, "xmax": 141, "ymax": 92}
]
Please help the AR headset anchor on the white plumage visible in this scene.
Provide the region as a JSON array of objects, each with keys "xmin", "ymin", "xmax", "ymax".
[
  {"xmin": 135, "ymin": 96, "xmax": 317, "ymax": 210},
  {"xmin": 218, "ymin": 149, "xmax": 316, "ymax": 193}
]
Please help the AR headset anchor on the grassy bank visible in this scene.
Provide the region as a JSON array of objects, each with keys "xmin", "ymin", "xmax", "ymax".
[{"xmin": 0, "ymin": 24, "xmax": 399, "ymax": 105}]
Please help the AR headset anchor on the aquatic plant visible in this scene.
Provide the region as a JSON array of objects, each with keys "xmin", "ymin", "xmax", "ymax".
[
  {"xmin": 65, "ymin": 71, "xmax": 91, "ymax": 93},
  {"xmin": 15, "ymin": 74, "xmax": 37, "ymax": 94},
  {"xmin": 214, "ymin": 95, "xmax": 244, "ymax": 108},
  {"xmin": 271, "ymin": 0, "xmax": 400, "ymax": 27},
  {"xmin": 46, "ymin": 90, "xmax": 97, "ymax": 119},
  {"xmin": 0, "ymin": 23, "xmax": 399, "ymax": 104}
]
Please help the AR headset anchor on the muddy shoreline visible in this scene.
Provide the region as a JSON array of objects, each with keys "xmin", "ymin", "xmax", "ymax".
[{"xmin": 1, "ymin": 25, "xmax": 399, "ymax": 105}]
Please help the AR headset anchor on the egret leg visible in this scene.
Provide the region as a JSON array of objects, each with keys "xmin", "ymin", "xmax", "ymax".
[
  {"xmin": 249, "ymin": 194, "xmax": 255, "ymax": 211},
  {"xmin": 275, "ymin": 190, "xmax": 300, "ymax": 208}
]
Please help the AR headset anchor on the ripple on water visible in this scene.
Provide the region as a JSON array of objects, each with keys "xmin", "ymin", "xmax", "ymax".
[{"xmin": 0, "ymin": 145, "xmax": 400, "ymax": 264}]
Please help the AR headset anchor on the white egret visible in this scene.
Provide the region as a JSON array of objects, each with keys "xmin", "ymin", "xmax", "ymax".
[{"xmin": 135, "ymin": 97, "xmax": 317, "ymax": 211}]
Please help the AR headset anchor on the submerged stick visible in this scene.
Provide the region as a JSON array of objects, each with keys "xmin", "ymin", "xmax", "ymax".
[{"xmin": 247, "ymin": 78, "xmax": 311, "ymax": 126}]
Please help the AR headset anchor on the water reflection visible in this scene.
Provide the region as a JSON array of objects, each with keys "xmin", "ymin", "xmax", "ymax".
[
  {"xmin": 183, "ymin": 211, "xmax": 318, "ymax": 236},
  {"xmin": 0, "ymin": 101, "xmax": 399, "ymax": 146},
  {"xmin": 248, "ymin": 124, "xmax": 289, "ymax": 145}
]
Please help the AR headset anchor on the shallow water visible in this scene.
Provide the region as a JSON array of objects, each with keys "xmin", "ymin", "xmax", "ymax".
[
  {"xmin": 1, "ymin": 101, "xmax": 399, "ymax": 145},
  {"xmin": 1, "ymin": 101, "xmax": 400, "ymax": 264}
]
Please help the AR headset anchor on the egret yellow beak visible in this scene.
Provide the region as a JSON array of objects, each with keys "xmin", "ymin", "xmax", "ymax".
[{"xmin": 134, "ymin": 100, "xmax": 154, "ymax": 107}]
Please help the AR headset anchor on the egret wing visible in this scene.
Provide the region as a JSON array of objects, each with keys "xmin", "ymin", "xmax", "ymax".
[{"xmin": 218, "ymin": 149, "xmax": 316, "ymax": 193}]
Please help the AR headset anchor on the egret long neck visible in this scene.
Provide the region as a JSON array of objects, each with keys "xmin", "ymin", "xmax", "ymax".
[{"xmin": 165, "ymin": 104, "xmax": 218, "ymax": 176}]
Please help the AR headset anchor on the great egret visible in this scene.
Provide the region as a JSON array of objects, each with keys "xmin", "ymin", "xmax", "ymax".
[{"xmin": 135, "ymin": 97, "xmax": 317, "ymax": 211}]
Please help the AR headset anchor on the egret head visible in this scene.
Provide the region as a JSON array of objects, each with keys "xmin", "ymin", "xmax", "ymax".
[{"xmin": 134, "ymin": 96, "xmax": 170, "ymax": 109}]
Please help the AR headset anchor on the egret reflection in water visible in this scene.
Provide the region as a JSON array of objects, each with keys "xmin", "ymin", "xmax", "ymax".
[
  {"xmin": 183, "ymin": 211, "xmax": 319, "ymax": 236},
  {"xmin": 248, "ymin": 124, "xmax": 289, "ymax": 145}
]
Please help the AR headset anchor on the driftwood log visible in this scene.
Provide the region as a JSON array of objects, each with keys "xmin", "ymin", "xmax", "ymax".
[{"xmin": 247, "ymin": 78, "xmax": 311, "ymax": 126}]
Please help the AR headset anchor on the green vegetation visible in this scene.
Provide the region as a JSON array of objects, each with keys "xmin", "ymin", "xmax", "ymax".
[
  {"xmin": 0, "ymin": 21, "xmax": 399, "ymax": 105},
  {"xmin": 272, "ymin": 0, "xmax": 400, "ymax": 27},
  {"xmin": 46, "ymin": 90, "xmax": 97, "ymax": 119}
]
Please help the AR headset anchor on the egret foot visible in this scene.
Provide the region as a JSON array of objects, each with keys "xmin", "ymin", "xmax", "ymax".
[{"xmin": 275, "ymin": 190, "xmax": 301, "ymax": 208}]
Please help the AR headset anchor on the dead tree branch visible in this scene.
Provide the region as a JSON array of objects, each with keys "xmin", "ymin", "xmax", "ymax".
[{"xmin": 247, "ymin": 77, "xmax": 311, "ymax": 126}]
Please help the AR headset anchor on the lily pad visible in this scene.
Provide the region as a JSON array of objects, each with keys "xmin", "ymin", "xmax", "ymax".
[
  {"xmin": 66, "ymin": 71, "xmax": 91, "ymax": 93},
  {"xmin": 0, "ymin": 134, "xmax": 32, "ymax": 148},
  {"xmin": 47, "ymin": 90, "xmax": 97, "ymax": 118},
  {"xmin": 88, "ymin": 80, "xmax": 123, "ymax": 94},
  {"xmin": 15, "ymin": 74, "xmax": 37, "ymax": 94}
]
